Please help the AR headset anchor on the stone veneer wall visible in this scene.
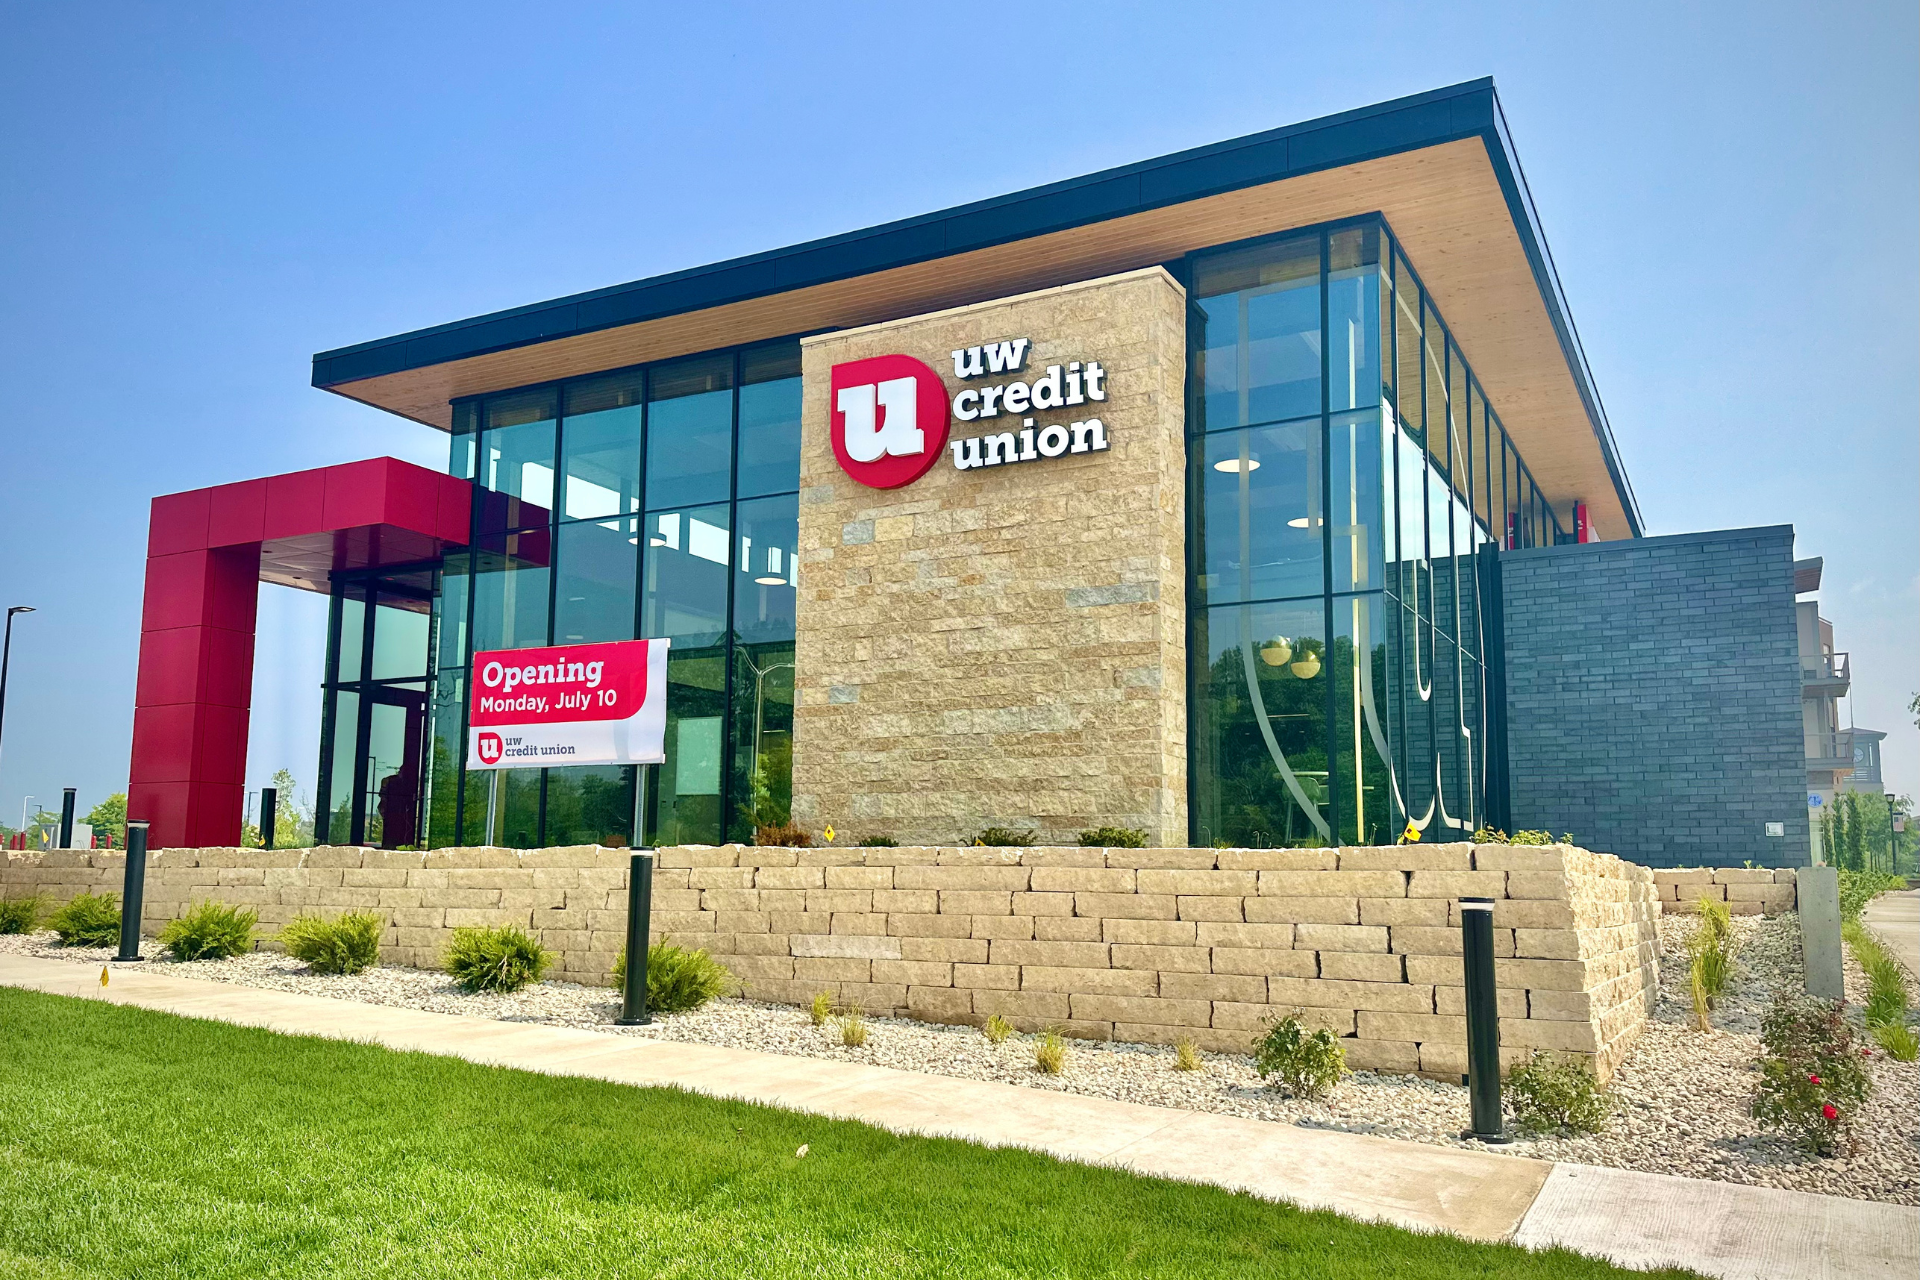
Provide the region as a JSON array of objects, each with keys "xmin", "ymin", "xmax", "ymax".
[
  {"xmin": 6, "ymin": 841, "xmax": 1680, "ymax": 1083},
  {"xmin": 1649, "ymin": 866, "xmax": 1797, "ymax": 914}
]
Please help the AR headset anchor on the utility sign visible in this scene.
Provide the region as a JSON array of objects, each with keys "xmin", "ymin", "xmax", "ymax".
[{"xmin": 467, "ymin": 638, "xmax": 669, "ymax": 769}]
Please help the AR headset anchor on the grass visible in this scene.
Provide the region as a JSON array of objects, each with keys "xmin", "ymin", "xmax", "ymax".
[{"xmin": 0, "ymin": 988, "xmax": 1699, "ymax": 1280}]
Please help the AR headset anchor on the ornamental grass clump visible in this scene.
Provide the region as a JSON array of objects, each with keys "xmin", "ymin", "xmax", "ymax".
[
  {"xmin": 972, "ymin": 826, "xmax": 1035, "ymax": 847},
  {"xmin": 1504, "ymin": 1053, "xmax": 1609, "ymax": 1136},
  {"xmin": 1842, "ymin": 920, "xmax": 1912, "ymax": 1031},
  {"xmin": 1033, "ymin": 1028, "xmax": 1068, "ymax": 1075},
  {"xmin": 1173, "ymin": 1036, "xmax": 1203, "ymax": 1073},
  {"xmin": 839, "ymin": 1008, "xmax": 868, "ymax": 1048},
  {"xmin": 1750, "ymin": 995, "xmax": 1872, "ymax": 1155},
  {"xmin": 612, "ymin": 939, "xmax": 734, "ymax": 1014},
  {"xmin": 47, "ymin": 893, "xmax": 121, "ymax": 947},
  {"xmin": 1253, "ymin": 1013, "xmax": 1346, "ymax": 1100},
  {"xmin": 158, "ymin": 900, "xmax": 257, "ymax": 961},
  {"xmin": 1873, "ymin": 1023, "xmax": 1919, "ymax": 1062},
  {"xmin": 0, "ymin": 894, "xmax": 45, "ymax": 934},
  {"xmin": 444, "ymin": 925, "xmax": 549, "ymax": 994},
  {"xmin": 1077, "ymin": 826, "xmax": 1147, "ymax": 848},
  {"xmin": 982, "ymin": 1013, "xmax": 1014, "ymax": 1044},
  {"xmin": 1687, "ymin": 896, "xmax": 1737, "ymax": 1028},
  {"xmin": 809, "ymin": 990, "xmax": 833, "ymax": 1026},
  {"xmin": 279, "ymin": 912, "xmax": 383, "ymax": 975}
]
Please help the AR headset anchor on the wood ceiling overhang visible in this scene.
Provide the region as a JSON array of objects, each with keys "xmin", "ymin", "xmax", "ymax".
[{"xmin": 314, "ymin": 81, "xmax": 1641, "ymax": 539}]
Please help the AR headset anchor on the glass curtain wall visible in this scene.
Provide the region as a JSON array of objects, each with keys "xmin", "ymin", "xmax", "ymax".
[
  {"xmin": 427, "ymin": 341, "xmax": 801, "ymax": 849},
  {"xmin": 1185, "ymin": 217, "xmax": 1561, "ymax": 848},
  {"xmin": 316, "ymin": 568, "xmax": 437, "ymax": 848}
]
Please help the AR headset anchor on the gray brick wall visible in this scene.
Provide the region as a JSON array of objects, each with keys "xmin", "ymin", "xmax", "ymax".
[{"xmin": 1500, "ymin": 526, "xmax": 1807, "ymax": 868}]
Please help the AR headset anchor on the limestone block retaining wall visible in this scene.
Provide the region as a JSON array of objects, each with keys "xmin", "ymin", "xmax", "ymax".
[
  {"xmin": 6, "ymin": 841, "xmax": 1676, "ymax": 1083},
  {"xmin": 1649, "ymin": 866, "xmax": 1797, "ymax": 915}
]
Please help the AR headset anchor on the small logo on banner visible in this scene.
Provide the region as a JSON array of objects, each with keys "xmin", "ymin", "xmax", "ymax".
[
  {"xmin": 476, "ymin": 732, "xmax": 504, "ymax": 765},
  {"xmin": 829, "ymin": 354, "xmax": 950, "ymax": 489}
]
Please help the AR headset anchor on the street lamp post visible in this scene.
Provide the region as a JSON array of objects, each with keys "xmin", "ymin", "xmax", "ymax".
[{"xmin": 0, "ymin": 607, "xmax": 37, "ymax": 803}]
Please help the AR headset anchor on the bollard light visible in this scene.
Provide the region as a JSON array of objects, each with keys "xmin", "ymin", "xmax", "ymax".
[
  {"xmin": 615, "ymin": 849, "xmax": 656, "ymax": 1025},
  {"xmin": 259, "ymin": 786, "xmax": 277, "ymax": 851},
  {"xmin": 58, "ymin": 788, "xmax": 76, "ymax": 850},
  {"xmin": 115, "ymin": 820, "xmax": 150, "ymax": 962},
  {"xmin": 1459, "ymin": 896, "xmax": 1510, "ymax": 1142}
]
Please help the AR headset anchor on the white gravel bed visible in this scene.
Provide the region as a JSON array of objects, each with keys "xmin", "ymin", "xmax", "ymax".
[{"xmin": 5, "ymin": 910, "xmax": 1914, "ymax": 1205}]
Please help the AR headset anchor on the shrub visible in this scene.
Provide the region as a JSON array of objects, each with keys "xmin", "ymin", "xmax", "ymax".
[
  {"xmin": 1508, "ymin": 830, "xmax": 1568, "ymax": 846},
  {"xmin": 1078, "ymin": 827, "xmax": 1147, "ymax": 848},
  {"xmin": 755, "ymin": 821, "xmax": 813, "ymax": 848},
  {"xmin": 857, "ymin": 835, "xmax": 898, "ymax": 847},
  {"xmin": 1871, "ymin": 1022, "xmax": 1919, "ymax": 1062},
  {"xmin": 1505, "ymin": 1053, "xmax": 1609, "ymax": 1135},
  {"xmin": 1751, "ymin": 995, "xmax": 1872, "ymax": 1155},
  {"xmin": 0, "ymin": 894, "xmax": 45, "ymax": 934},
  {"xmin": 280, "ymin": 912, "xmax": 383, "ymax": 975},
  {"xmin": 1838, "ymin": 868, "xmax": 1905, "ymax": 922},
  {"xmin": 983, "ymin": 1013, "xmax": 1013, "ymax": 1044},
  {"xmin": 972, "ymin": 826, "xmax": 1035, "ymax": 847},
  {"xmin": 48, "ymin": 893, "xmax": 121, "ymax": 947},
  {"xmin": 612, "ymin": 939, "xmax": 735, "ymax": 1014},
  {"xmin": 1470, "ymin": 826, "xmax": 1510, "ymax": 844},
  {"xmin": 839, "ymin": 1008, "xmax": 868, "ymax": 1047},
  {"xmin": 158, "ymin": 901, "xmax": 258, "ymax": 961},
  {"xmin": 1034, "ymin": 1028, "xmax": 1068, "ymax": 1074},
  {"xmin": 1173, "ymin": 1036, "xmax": 1203, "ymax": 1072},
  {"xmin": 1253, "ymin": 1013, "xmax": 1346, "ymax": 1100},
  {"xmin": 444, "ymin": 925, "xmax": 550, "ymax": 993}
]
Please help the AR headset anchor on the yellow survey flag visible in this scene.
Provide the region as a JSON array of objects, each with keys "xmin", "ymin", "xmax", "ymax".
[
  {"xmin": 823, "ymin": 825, "xmax": 836, "ymax": 844},
  {"xmin": 1400, "ymin": 821, "xmax": 1422, "ymax": 845}
]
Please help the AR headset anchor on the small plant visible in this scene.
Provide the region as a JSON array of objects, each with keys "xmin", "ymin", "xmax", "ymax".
[
  {"xmin": 1508, "ymin": 830, "xmax": 1558, "ymax": 846},
  {"xmin": 983, "ymin": 1013, "xmax": 1014, "ymax": 1044},
  {"xmin": 809, "ymin": 990, "xmax": 833, "ymax": 1026},
  {"xmin": 972, "ymin": 826, "xmax": 1036, "ymax": 847},
  {"xmin": 0, "ymin": 894, "xmax": 45, "ymax": 934},
  {"xmin": 1751, "ymin": 995, "xmax": 1872, "ymax": 1155},
  {"xmin": 1034, "ymin": 1028, "xmax": 1068, "ymax": 1075},
  {"xmin": 1837, "ymin": 868, "xmax": 1905, "ymax": 921},
  {"xmin": 1871, "ymin": 1022, "xmax": 1919, "ymax": 1062},
  {"xmin": 839, "ymin": 1008, "xmax": 868, "ymax": 1047},
  {"xmin": 280, "ymin": 912, "xmax": 383, "ymax": 975},
  {"xmin": 612, "ymin": 939, "xmax": 735, "ymax": 1013},
  {"xmin": 1504, "ymin": 1052, "xmax": 1609, "ymax": 1135},
  {"xmin": 1470, "ymin": 826, "xmax": 1509, "ymax": 844},
  {"xmin": 1252, "ymin": 1013, "xmax": 1346, "ymax": 1099},
  {"xmin": 48, "ymin": 893, "xmax": 121, "ymax": 947},
  {"xmin": 444, "ymin": 924, "xmax": 550, "ymax": 993},
  {"xmin": 1173, "ymin": 1036, "xmax": 1203, "ymax": 1072},
  {"xmin": 857, "ymin": 834, "xmax": 897, "ymax": 847},
  {"xmin": 1077, "ymin": 826, "xmax": 1147, "ymax": 848},
  {"xmin": 1842, "ymin": 920, "xmax": 1912, "ymax": 1031},
  {"xmin": 158, "ymin": 900, "xmax": 258, "ymax": 961},
  {"xmin": 1686, "ymin": 896, "xmax": 1736, "ymax": 1025},
  {"xmin": 755, "ymin": 821, "xmax": 814, "ymax": 848}
]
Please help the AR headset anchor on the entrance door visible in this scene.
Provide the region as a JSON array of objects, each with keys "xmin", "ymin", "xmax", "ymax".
[
  {"xmin": 317, "ymin": 569, "xmax": 437, "ymax": 847},
  {"xmin": 364, "ymin": 688, "xmax": 428, "ymax": 848}
]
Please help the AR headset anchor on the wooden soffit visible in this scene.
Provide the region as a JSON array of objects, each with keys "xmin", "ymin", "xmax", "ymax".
[{"xmin": 322, "ymin": 138, "xmax": 1629, "ymax": 540}]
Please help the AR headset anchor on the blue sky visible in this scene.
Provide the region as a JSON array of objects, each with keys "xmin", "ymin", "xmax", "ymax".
[{"xmin": 1, "ymin": 0, "xmax": 1914, "ymax": 826}]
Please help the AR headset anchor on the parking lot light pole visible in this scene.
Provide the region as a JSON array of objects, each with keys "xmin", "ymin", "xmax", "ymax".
[{"xmin": 0, "ymin": 606, "xmax": 36, "ymax": 788}]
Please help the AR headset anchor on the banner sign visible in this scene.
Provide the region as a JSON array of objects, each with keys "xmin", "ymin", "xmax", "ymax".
[{"xmin": 466, "ymin": 638, "xmax": 669, "ymax": 770}]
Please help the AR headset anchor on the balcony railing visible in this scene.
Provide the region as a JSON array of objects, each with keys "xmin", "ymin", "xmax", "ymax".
[
  {"xmin": 1806, "ymin": 730, "xmax": 1854, "ymax": 770},
  {"xmin": 1802, "ymin": 651, "xmax": 1851, "ymax": 689}
]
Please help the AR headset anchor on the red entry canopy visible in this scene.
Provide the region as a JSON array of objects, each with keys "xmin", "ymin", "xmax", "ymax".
[{"xmin": 129, "ymin": 457, "xmax": 472, "ymax": 849}]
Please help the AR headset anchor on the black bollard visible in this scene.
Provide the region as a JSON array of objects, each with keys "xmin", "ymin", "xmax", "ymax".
[
  {"xmin": 58, "ymin": 788, "xmax": 76, "ymax": 849},
  {"xmin": 1460, "ymin": 896, "xmax": 1510, "ymax": 1142},
  {"xmin": 259, "ymin": 786, "xmax": 277, "ymax": 851},
  {"xmin": 115, "ymin": 821, "xmax": 150, "ymax": 962},
  {"xmin": 615, "ymin": 849, "xmax": 655, "ymax": 1025}
]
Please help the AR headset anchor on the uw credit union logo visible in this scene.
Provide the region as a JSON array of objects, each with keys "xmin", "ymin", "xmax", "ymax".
[
  {"xmin": 829, "ymin": 354, "xmax": 951, "ymax": 489},
  {"xmin": 476, "ymin": 732, "xmax": 504, "ymax": 765}
]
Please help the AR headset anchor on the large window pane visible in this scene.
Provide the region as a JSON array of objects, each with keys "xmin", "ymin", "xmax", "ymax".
[
  {"xmin": 737, "ymin": 374, "xmax": 802, "ymax": 499},
  {"xmin": 483, "ymin": 389, "xmax": 558, "ymax": 507},
  {"xmin": 1195, "ymin": 421, "xmax": 1322, "ymax": 607},
  {"xmin": 1190, "ymin": 600, "xmax": 1330, "ymax": 848},
  {"xmin": 321, "ymin": 689, "xmax": 360, "ymax": 844},
  {"xmin": 642, "ymin": 503, "xmax": 730, "ymax": 648},
  {"xmin": 334, "ymin": 594, "xmax": 365, "ymax": 684},
  {"xmin": 733, "ymin": 495, "xmax": 797, "ymax": 644},
  {"xmin": 434, "ymin": 553, "xmax": 471, "ymax": 672},
  {"xmin": 647, "ymin": 353, "xmax": 733, "ymax": 508},
  {"xmin": 471, "ymin": 554, "xmax": 551, "ymax": 652},
  {"xmin": 729, "ymin": 640, "xmax": 794, "ymax": 841},
  {"xmin": 1330, "ymin": 410, "xmax": 1385, "ymax": 594},
  {"xmin": 561, "ymin": 371, "xmax": 643, "ymax": 522},
  {"xmin": 1328, "ymin": 226, "xmax": 1381, "ymax": 412},
  {"xmin": 544, "ymin": 765, "xmax": 634, "ymax": 848},
  {"xmin": 644, "ymin": 648, "xmax": 727, "ymax": 846},
  {"xmin": 424, "ymin": 673, "xmax": 464, "ymax": 849},
  {"xmin": 1332, "ymin": 591, "xmax": 1394, "ymax": 846},
  {"xmin": 553, "ymin": 518, "xmax": 638, "ymax": 644},
  {"xmin": 370, "ymin": 597, "xmax": 431, "ymax": 681},
  {"xmin": 1195, "ymin": 239, "xmax": 1322, "ymax": 431}
]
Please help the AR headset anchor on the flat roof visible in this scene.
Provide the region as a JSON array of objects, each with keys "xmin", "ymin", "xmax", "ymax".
[{"xmin": 313, "ymin": 79, "xmax": 1642, "ymax": 538}]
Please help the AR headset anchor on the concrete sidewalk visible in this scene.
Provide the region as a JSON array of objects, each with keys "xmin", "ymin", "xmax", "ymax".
[
  {"xmin": 1861, "ymin": 890, "xmax": 1918, "ymax": 970},
  {"xmin": 3, "ymin": 954, "xmax": 1913, "ymax": 1278}
]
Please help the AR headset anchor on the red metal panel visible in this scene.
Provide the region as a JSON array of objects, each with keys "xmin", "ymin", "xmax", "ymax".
[
  {"xmin": 130, "ymin": 703, "xmax": 199, "ymax": 784},
  {"xmin": 191, "ymin": 704, "xmax": 250, "ymax": 787},
  {"xmin": 182, "ymin": 782, "xmax": 244, "ymax": 848},
  {"xmin": 206, "ymin": 478, "xmax": 269, "ymax": 548},
  {"xmin": 126, "ymin": 781, "xmax": 191, "ymax": 849},
  {"xmin": 139, "ymin": 551, "xmax": 215, "ymax": 633},
  {"xmin": 204, "ymin": 545, "xmax": 262, "ymax": 632},
  {"xmin": 321, "ymin": 458, "xmax": 394, "ymax": 533},
  {"xmin": 134, "ymin": 626, "xmax": 209, "ymax": 708},
  {"xmin": 198, "ymin": 625, "xmax": 256, "ymax": 709},
  {"xmin": 148, "ymin": 490, "xmax": 211, "ymax": 556},
  {"xmin": 263, "ymin": 468, "xmax": 328, "ymax": 541},
  {"xmin": 436, "ymin": 473, "xmax": 474, "ymax": 543}
]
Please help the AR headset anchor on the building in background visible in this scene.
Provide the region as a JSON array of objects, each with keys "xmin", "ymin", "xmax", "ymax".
[
  {"xmin": 126, "ymin": 79, "xmax": 1823, "ymax": 867},
  {"xmin": 1845, "ymin": 729, "xmax": 1887, "ymax": 795}
]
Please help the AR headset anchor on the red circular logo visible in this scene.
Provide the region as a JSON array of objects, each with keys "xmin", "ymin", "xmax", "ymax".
[
  {"xmin": 477, "ymin": 732, "xmax": 504, "ymax": 765},
  {"xmin": 829, "ymin": 354, "xmax": 950, "ymax": 489}
]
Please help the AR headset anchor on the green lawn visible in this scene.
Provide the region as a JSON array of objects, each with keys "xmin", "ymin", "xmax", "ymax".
[{"xmin": 0, "ymin": 988, "xmax": 1695, "ymax": 1279}]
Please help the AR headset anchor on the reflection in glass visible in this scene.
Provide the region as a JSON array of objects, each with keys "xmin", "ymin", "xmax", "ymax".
[
  {"xmin": 1195, "ymin": 421, "xmax": 1321, "ymax": 607},
  {"xmin": 733, "ymin": 495, "xmax": 798, "ymax": 643},
  {"xmin": 336, "ymin": 595, "xmax": 365, "ymax": 683},
  {"xmin": 554, "ymin": 518, "xmax": 638, "ymax": 643},
  {"xmin": 737, "ymin": 375, "xmax": 802, "ymax": 500},
  {"xmin": 471, "ymin": 555, "xmax": 550, "ymax": 654},
  {"xmin": 645, "ymin": 649, "xmax": 727, "ymax": 845},
  {"xmin": 1195, "ymin": 237, "xmax": 1323, "ymax": 431},
  {"xmin": 323, "ymin": 689, "xmax": 359, "ymax": 843},
  {"xmin": 425, "ymin": 673, "xmax": 464, "ymax": 849},
  {"xmin": 370, "ymin": 599, "xmax": 430, "ymax": 681},
  {"xmin": 643, "ymin": 504, "xmax": 730, "ymax": 647},
  {"xmin": 647, "ymin": 353, "xmax": 733, "ymax": 508},
  {"xmin": 544, "ymin": 765, "xmax": 634, "ymax": 847},
  {"xmin": 730, "ymin": 642, "xmax": 794, "ymax": 840}
]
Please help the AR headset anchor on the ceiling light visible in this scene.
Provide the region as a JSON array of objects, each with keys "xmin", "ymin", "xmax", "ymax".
[
  {"xmin": 649, "ymin": 537, "xmax": 668, "ymax": 547},
  {"xmin": 1213, "ymin": 456, "xmax": 1260, "ymax": 473},
  {"xmin": 754, "ymin": 576, "xmax": 786, "ymax": 586},
  {"xmin": 1287, "ymin": 517, "xmax": 1324, "ymax": 529}
]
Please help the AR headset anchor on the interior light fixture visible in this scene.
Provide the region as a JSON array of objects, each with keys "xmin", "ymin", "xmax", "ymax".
[
  {"xmin": 649, "ymin": 537, "xmax": 668, "ymax": 547},
  {"xmin": 1212, "ymin": 456, "xmax": 1260, "ymax": 473},
  {"xmin": 1286, "ymin": 516, "xmax": 1325, "ymax": 529},
  {"xmin": 753, "ymin": 576, "xmax": 786, "ymax": 586},
  {"xmin": 1259, "ymin": 638, "xmax": 1293, "ymax": 667},
  {"xmin": 1290, "ymin": 653, "xmax": 1322, "ymax": 680}
]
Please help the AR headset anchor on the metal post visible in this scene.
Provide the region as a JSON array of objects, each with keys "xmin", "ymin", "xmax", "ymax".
[
  {"xmin": 260, "ymin": 786, "xmax": 277, "ymax": 851},
  {"xmin": 1459, "ymin": 896, "xmax": 1509, "ymax": 1142},
  {"xmin": 115, "ymin": 820, "xmax": 150, "ymax": 962},
  {"xmin": 58, "ymin": 788, "xmax": 76, "ymax": 849},
  {"xmin": 615, "ymin": 849, "xmax": 655, "ymax": 1025},
  {"xmin": 0, "ymin": 606, "xmax": 36, "ymax": 782}
]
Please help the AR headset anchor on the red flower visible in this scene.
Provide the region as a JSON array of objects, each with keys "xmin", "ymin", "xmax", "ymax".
[
  {"xmin": 1822, "ymin": 1104, "xmax": 1839, "ymax": 1121},
  {"xmin": 1808, "ymin": 1074, "xmax": 1821, "ymax": 1084}
]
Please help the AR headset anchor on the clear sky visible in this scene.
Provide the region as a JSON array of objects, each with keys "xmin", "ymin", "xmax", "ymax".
[{"xmin": 1, "ymin": 1, "xmax": 1914, "ymax": 828}]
